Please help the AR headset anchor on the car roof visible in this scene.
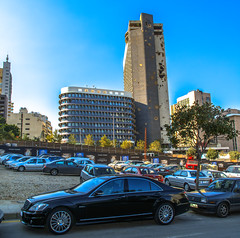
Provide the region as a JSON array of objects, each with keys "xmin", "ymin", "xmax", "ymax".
[{"xmin": 88, "ymin": 164, "xmax": 112, "ymax": 168}]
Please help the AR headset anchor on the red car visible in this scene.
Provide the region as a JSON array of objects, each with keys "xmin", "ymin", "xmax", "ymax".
[{"xmin": 122, "ymin": 166, "xmax": 164, "ymax": 182}]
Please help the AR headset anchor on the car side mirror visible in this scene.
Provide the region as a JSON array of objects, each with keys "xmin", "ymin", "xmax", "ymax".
[{"xmin": 94, "ymin": 190, "xmax": 103, "ymax": 196}]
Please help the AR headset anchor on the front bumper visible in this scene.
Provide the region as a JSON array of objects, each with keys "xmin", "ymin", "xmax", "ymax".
[
  {"xmin": 189, "ymin": 202, "xmax": 217, "ymax": 214},
  {"xmin": 21, "ymin": 210, "xmax": 46, "ymax": 227}
]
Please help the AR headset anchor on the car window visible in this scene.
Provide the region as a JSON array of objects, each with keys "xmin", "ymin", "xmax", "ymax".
[
  {"xmin": 56, "ymin": 161, "xmax": 65, "ymax": 165},
  {"xmin": 67, "ymin": 161, "xmax": 75, "ymax": 166},
  {"xmin": 226, "ymin": 167, "xmax": 234, "ymax": 172},
  {"xmin": 132, "ymin": 167, "xmax": 138, "ymax": 174},
  {"xmin": 234, "ymin": 167, "xmax": 240, "ymax": 173},
  {"xmin": 189, "ymin": 171, "xmax": 205, "ymax": 177},
  {"xmin": 150, "ymin": 182, "xmax": 162, "ymax": 191},
  {"xmin": 84, "ymin": 165, "xmax": 89, "ymax": 172},
  {"xmin": 28, "ymin": 159, "xmax": 37, "ymax": 164},
  {"xmin": 73, "ymin": 177, "xmax": 106, "ymax": 193},
  {"xmin": 140, "ymin": 168, "xmax": 148, "ymax": 174},
  {"xmin": 95, "ymin": 167, "xmax": 115, "ymax": 176},
  {"xmin": 173, "ymin": 170, "xmax": 182, "ymax": 176},
  {"xmin": 37, "ymin": 159, "xmax": 46, "ymax": 164},
  {"xmin": 85, "ymin": 160, "xmax": 93, "ymax": 164},
  {"xmin": 180, "ymin": 171, "xmax": 188, "ymax": 177},
  {"xmin": 88, "ymin": 167, "xmax": 94, "ymax": 176},
  {"xmin": 149, "ymin": 169, "xmax": 156, "ymax": 174},
  {"xmin": 96, "ymin": 179, "xmax": 124, "ymax": 195},
  {"xmin": 127, "ymin": 178, "xmax": 151, "ymax": 192},
  {"xmin": 207, "ymin": 179, "xmax": 235, "ymax": 192},
  {"xmin": 233, "ymin": 181, "xmax": 240, "ymax": 193},
  {"xmin": 124, "ymin": 167, "xmax": 132, "ymax": 173}
]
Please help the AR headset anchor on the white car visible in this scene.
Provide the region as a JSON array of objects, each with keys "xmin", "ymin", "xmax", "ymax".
[{"xmin": 224, "ymin": 166, "xmax": 240, "ymax": 177}]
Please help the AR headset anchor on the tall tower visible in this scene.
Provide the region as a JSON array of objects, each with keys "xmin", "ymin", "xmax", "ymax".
[
  {"xmin": 1, "ymin": 55, "xmax": 13, "ymax": 117},
  {"xmin": 123, "ymin": 13, "xmax": 170, "ymax": 145}
]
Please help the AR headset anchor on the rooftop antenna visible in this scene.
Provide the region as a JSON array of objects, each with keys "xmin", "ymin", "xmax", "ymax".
[{"xmin": 6, "ymin": 54, "xmax": 9, "ymax": 62}]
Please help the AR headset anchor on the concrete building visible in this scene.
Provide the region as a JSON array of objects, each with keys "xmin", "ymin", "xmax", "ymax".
[
  {"xmin": 0, "ymin": 56, "xmax": 13, "ymax": 117},
  {"xmin": 217, "ymin": 108, "xmax": 240, "ymax": 152},
  {"xmin": 58, "ymin": 86, "xmax": 136, "ymax": 143},
  {"xmin": 0, "ymin": 95, "xmax": 8, "ymax": 119},
  {"xmin": 171, "ymin": 89, "xmax": 211, "ymax": 114},
  {"xmin": 123, "ymin": 13, "xmax": 170, "ymax": 145},
  {"xmin": 7, "ymin": 107, "xmax": 52, "ymax": 140}
]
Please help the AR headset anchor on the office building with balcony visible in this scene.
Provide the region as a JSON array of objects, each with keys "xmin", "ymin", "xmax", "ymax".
[
  {"xmin": 58, "ymin": 87, "xmax": 136, "ymax": 143},
  {"xmin": 123, "ymin": 13, "xmax": 170, "ymax": 145}
]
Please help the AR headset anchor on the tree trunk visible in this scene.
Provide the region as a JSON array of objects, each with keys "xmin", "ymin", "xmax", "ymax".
[{"xmin": 196, "ymin": 150, "xmax": 201, "ymax": 190}]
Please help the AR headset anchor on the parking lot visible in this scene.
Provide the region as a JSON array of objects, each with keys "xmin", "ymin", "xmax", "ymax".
[{"xmin": 0, "ymin": 165, "xmax": 80, "ymax": 200}]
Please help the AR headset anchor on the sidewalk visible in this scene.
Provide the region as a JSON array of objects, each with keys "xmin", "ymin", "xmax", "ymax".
[{"xmin": 0, "ymin": 200, "xmax": 24, "ymax": 220}]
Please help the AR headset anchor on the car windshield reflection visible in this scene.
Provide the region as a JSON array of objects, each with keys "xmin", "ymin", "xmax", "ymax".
[
  {"xmin": 72, "ymin": 177, "xmax": 106, "ymax": 193},
  {"xmin": 206, "ymin": 179, "xmax": 235, "ymax": 192}
]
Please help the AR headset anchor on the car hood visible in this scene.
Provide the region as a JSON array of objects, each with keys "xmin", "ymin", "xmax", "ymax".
[
  {"xmin": 29, "ymin": 189, "xmax": 84, "ymax": 203},
  {"xmin": 189, "ymin": 189, "xmax": 228, "ymax": 197}
]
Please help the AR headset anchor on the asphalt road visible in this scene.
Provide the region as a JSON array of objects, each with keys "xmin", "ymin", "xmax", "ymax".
[{"xmin": 1, "ymin": 211, "xmax": 240, "ymax": 238}]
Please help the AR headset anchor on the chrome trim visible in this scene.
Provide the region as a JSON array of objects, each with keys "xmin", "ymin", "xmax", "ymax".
[{"xmin": 80, "ymin": 212, "xmax": 152, "ymax": 221}]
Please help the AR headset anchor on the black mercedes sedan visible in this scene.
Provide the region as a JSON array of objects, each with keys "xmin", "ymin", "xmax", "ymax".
[
  {"xmin": 21, "ymin": 175, "xmax": 189, "ymax": 234},
  {"xmin": 187, "ymin": 178, "xmax": 240, "ymax": 217}
]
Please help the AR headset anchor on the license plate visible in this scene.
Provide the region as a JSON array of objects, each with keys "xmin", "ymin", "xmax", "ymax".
[
  {"xmin": 190, "ymin": 203, "xmax": 198, "ymax": 208},
  {"xmin": 200, "ymin": 181, "xmax": 208, "ymax": 184}
]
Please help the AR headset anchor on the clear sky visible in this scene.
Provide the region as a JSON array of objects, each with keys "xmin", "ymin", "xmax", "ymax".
[{"xmin": 0, "ymin": 0, "xmax": 239, "ymax": 129}]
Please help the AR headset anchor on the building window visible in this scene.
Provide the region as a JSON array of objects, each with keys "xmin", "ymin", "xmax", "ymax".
[{"xmin": 26, "ymin": 118, "xmax": 30, "ymax": 120}]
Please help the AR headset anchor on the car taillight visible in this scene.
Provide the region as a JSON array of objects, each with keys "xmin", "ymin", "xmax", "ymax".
[
  {"xmin": 165, "ymin": 169, "xmax": 169, "ymax": 172},
  {"xmin": 209, "ymin": 179, "xmax": 212, "ymax": 183},
  {"xmin": 194, "ymin": 179, "xmax": 196, "ymax": 183}
]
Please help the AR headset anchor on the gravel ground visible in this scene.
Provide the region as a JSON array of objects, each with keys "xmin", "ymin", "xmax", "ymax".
[{"xmin": 0, "ymin": 165, "xmax": 80, "ymax": 201}]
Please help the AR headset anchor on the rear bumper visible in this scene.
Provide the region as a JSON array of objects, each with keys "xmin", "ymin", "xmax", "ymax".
[{"xmin": 175, "ymin": 202, "xmax": 190, "ymax": 216}]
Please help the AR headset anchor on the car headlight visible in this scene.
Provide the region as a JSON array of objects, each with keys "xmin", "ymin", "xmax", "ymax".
[
  {"xmin": 201, "ymin": 198, "xmax": 207, "ymax": 203},
  {"xmin": 28, "ymin": 203, "xmax": 49, "ymax": 212}
]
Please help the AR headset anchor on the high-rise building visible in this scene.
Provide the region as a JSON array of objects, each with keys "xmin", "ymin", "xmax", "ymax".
[
  {"xmin": 7, "ymin": 107, "xmax": 52, "ymax": 140},
  {"xmin": 123, "ymin": 13, "xmax": 170, "ymax": 145},
  {"xmin": 58, "ymin": 86, "xmax": 136, "ymax": 143},
  {"xmin": 0, "ymin": 55, "xmax": 13, "ymax": 117},
  {"xmin": 171, "ymin": 89, "xmax": 211, "ymax": 114}
]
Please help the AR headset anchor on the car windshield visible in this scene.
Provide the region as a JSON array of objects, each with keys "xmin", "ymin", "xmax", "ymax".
[
  {"xmin": 206, "ymin": 179, "xmax": 235, "ymax": 192},
  {"xmin": 212, "ymin": 172, "xmax": 228, "ymax": 179},
  {"xmin": 72, "ymin": 177, "xmax": 106, "ymax": 193},
  {"xmin": 95, "ymin": 167, "xmax": 116, "ymax": 176}
]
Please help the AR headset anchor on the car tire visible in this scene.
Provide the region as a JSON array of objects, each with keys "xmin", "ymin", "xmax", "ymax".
[
  {"xmin": 18, "ymin": 166, "xmax": 25, "ymax": 172},
  {"xmin": 154, "ymin": 203, "xmax": 175, "ymax": 225},
  {"xmin": 184, "ymin": 183, "xmax": 191, "ymax": 192},
  {"xmin": 50, "ymin": 169, "xmax": 58, "ymax": 176},
  {"xmin": 217, "ymin": 202, "xmax": 229, "ymax": 218},
  {"xmin": 46, "ymin": 207, "xmax": 74, "ymax": 235},
  {"xmin": 165, "ymin": 179, "xmax": 171, "ymax": 186}
]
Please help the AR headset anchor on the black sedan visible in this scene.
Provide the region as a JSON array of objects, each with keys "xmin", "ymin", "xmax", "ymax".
[
  {"xmin": 21, "ymin": 175, "xmax": 190, "ymax": 234},
  {"xmin": 43, "ymin": 160, "xmax": 83, "ymax": 176},
  {"xmin": 187, "ymin": 178, "xmax": 240, "ymax": 217}
]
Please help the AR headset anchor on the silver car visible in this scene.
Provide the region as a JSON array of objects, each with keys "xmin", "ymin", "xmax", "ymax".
[
  {"xmin": 5, "ymin": 156, "xmax": 31, "ymax": 168},
  {"xmin": 12, "ymin": 157, "xmax": 54, "ymax": 172},
  {"xmin": 164, "ymin": 170, "xmax": 212, "ymax": 191}
]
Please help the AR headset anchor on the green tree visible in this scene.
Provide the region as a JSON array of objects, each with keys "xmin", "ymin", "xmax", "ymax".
[
  {"xmin": 99, "ymin": 135, "xmax": 112, "ymax": 147},
  {"xmin": 149, "ymin": 140, "xmax": 162, "ymax": 152},
  {"xmin": 120, "ymin": 140, "xmax": 132, "ymax": 149},
  {"xmin": 206, "ymin": 148, "xmax": 218, "ymax": 160},
  {"xmin": 165, "ymin": 103, "xmax": 237, "ymax": 189},
  {"xmin": 186, "ymin": 147, "xmax": 196, "ymax": 158},
  {"xmin": 229, "ymin": 151, "xmax": 240, "ymax": 161},
  {"xmin": 4, "ymin": 124, "xmax": 20, "ymax": 138},
  {"xmin": 135, "ymin": 140, "xmax": 145, "ymax": 150},
  {"xmin": 68, "ymin": 134, "xmax": 76, "ymax": 144},
  {"xmin": 46, "ymin": 131, "xmax": 54, "ymax": 143},
  {"xmin": 84, "ymin": 134, "xmax": 95, "ymax": 146},
  {"xmin": 22, "ymin": 134, "xmax": 30, "ymax": 141},
  {"xmin": 53, "ymin": 129, "xmax": 62, "ymax": 143}
]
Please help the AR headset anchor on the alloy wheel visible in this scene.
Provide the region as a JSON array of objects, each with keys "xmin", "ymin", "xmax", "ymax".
[{"xmin": 158, "ymin": 204, "xmax": 174, "ymax": 224}]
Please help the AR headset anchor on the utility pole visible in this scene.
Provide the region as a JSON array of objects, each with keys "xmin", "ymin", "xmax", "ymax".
[
  {"xmin": 144, "ymin": 126, "xmax": 147, "ymax": 161},
  {"xmin": 113, "ymin": 113, "xmax": 115, "ymax": 147},
  {"xmin": 79, "ymin": 128, "xmax": 82, "ymax": 144}
]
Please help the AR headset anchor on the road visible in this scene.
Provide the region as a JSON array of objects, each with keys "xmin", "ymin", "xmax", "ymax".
[{"xmin": 1, "ymin": 211, "xmax": 240, "ymax": 238}]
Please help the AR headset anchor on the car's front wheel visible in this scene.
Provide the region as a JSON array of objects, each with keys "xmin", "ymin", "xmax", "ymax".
[
  {"xmin": 165, "ymin": 179, "xmax": 171, "ymax": 186},
  {"xmin": 217, "ymin": 202, "xmax": 229, "ymax": 218},
  {"xmin": 184, "ymin": 183, "xmax": 191, "ymax": 192},
  {"xmin": 50, "ymin": 169, "xmax": 58, "ymax": 176},
  {"xmin": 154, "ymin": 203, "xmax": 175, "ymax": 225},
  {"xmin": 47, "ymin": 207, "xmax": 74, "ymax": 234},
  {"xmin": 18, "ymin": 166, "xmax": 25, "ymax": 172}
]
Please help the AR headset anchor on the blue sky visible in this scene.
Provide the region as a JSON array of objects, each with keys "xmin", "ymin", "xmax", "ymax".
[{"xmin": 0, "ymin": 0, "xmax": 239, "ymax": 129}]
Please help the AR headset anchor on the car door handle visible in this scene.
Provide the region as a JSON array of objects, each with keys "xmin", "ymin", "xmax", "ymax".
[{"xmin": 115, "ymin": 195, "xmax": 126, "ymax": 200}]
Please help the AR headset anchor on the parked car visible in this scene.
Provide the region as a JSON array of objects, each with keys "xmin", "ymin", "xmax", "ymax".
[
  {"xmin": 147, "ymin": 163, "xmax": 165, "ymax": 169},
  {"xmin": 187, "ymin": 178, "xmax": 240, "ymax": 218},
  {"xmin": 5, "ymin": 156, "xmax": 32, "ymax": 168},
  {"xmin": 108, "ymin": 160, "xmax": 125, "ymax": 170},
  {"xmin": 12, "ymin": 157, "xmax": 61, "ymax": 172},
  {"xmin": 224, "ymin": 165, "xmax": 240, "ymax": 178},
  {"xmin": 164, "ymin": 170, "xmax": 212, "ymax": 191},
  {"xmin": 43, "ymin": 160, "xmax": 83, "ymax": 176},
  {"xmin": 2, "ymin": 154, "xmax": 23, "ymax": 165},
  {"xmin": 0, "ymin": 153, "xmax": 15, "ymax": 164},
  {"xmin": 80, "ymin": 164, "xmax": 116, "ymax": 183},
  {"xmin": 66, "ymin": 157, "xmax": 94, "ymax": 166},
  {"xmin": 115, "ymin": 160, "xmax": 144, "ymax": 171},
  {"xmin": 122, "ymin": 166, "xmax": 164, "ymax": 182},
  {"xmin": 0, "ymin": 209, "xmax": 3, "ymax": 223},
  {"xmin": 156, "ymin": 164, "xmax": 181, "ymax": 177},
  {"xmin": 201, "ymin": 170, "xmax": 228, "ymax": 181},
  {"xmin": 38, "ymin": 154, "xmax": 56, "ymax": 158},
  {"xmin": 21, "ymin": 175, "xmax": 190, "ymax": 234}
]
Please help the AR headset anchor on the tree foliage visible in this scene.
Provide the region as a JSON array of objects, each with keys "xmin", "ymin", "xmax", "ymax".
[
  {"xmin": 120, "ymin": 140, "xmax": 132, "ymax": 149},
  {"xmin": 99, "ymin": 135, "xmax": 112, "ymax": 147},
  {"xmin": 0, "ymin": 116, "xmax": 20, "ymax": 140},
  {"xmin": 149, "ymin": 140, "xmax": 162, "ymax": 152},
  {"xmin": 229, "ymin": 151, "xmax": 240, "ymax": 161},
  {"xmin": 84, "ymin": 134, "xmax": 95, "ymax": 146},
  {"xmin": 186, "ymin": 147, "xmax": 196, "ymax": 157},
  {"xmin": 135, "ymin": 140, "xmax": 145, "ymax": 150},
  {"xmin": 206, "ymin": 148, "xmax": 218, "ymax": 160},
  {"xmin": 68, "ymin": 134, "xmax": 76, "ymax": 144},
  {"xmin": 165, "ymin": 103, "xmax": 238, "ymax": 189}
]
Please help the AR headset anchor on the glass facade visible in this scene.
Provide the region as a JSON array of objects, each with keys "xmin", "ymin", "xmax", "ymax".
[{"xmin": 58, "ymin": 87, "xmax": 136, "ymax": 143}]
